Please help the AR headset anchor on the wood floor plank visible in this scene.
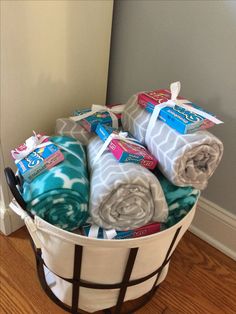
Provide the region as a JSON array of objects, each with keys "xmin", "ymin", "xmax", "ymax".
[
  {"xmin": 4, "ymin": 228, "xmax": 36, "ymax": 266},
  {"xmin": 1, "ymin": 227, "xmax": 236, "ymax": 314},
  {"xmin": 0, "ymin": 229, "xmax": 65, "ymax": 314}
]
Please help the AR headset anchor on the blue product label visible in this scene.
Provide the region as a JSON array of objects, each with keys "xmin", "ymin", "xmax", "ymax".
[
  {"xmin": 21, "ymin": 151, "xmax": 43, "ymax": 172},
  {"xmin": 144, "ymin": 102, "xmax": 205, "ymax": 134},
  {"xmin": 159, "ymin": 110, "xmax": 186, "ymax": 134},
  {"xmin": 95, "ymin": 123, "xmax": 115, "ymax": 142},
  {"xmin": 74, "ymin": 109, "xmax": 114, "ymax": 131},
  {"xmin": 119, "ymin": 152, "xmax": 143, "ymax": 163},
  {"xmin": 173, "ymin": 105, "xmax": 205, "ymax": 123},
  {"xmin": 115, "ymin": 230, "xmax": 133, "ymax": 239},
  {"xmin": 16, "ymin": 144, "xmax": 59, "ymax": 176},
  {"xmin": 85, "ymin": 112, "xmax": 112, "ymax": 132},
  {"xmin": 145, "ymin": 102, "xmax": 155, "ymax": 113},
  {"xmin": 26, "ymin": 163, "xmax": 46, "ymax": 181}
]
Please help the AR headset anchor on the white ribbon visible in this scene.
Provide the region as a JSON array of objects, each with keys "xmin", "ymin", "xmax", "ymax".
[
  {"xmin": 103, "ymin": 228, "xmax": 117, "ymax": 239},
  {"xmin": 145, "ymin": 81, "xmax": 223, "ymax": 141},
  {"xmin": 70, "ymin": 104, "xmax": 125, "ymax": 129},
  {"xmin": 9, "ymin": 199, "xmax": 42, "ymax": 249},
  {"xmin": 88, "ymin": 224, "xmax": 117, "ymax": 239},
  {"xmin": 87, "ymin": 224, "xmax": 100, "ymax": 238},
  {"xmin": 93, "ymin": 131, "xmax": 144, "ymax": 166},
  {"xmin": 11, "ymin": 131, "xmax": 50, "ymax": 163}
]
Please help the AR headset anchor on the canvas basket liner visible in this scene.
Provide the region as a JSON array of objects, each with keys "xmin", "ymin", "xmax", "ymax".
[{"xmin": 10, "ymin": 198, "xmax": 197, "ymax": 313}]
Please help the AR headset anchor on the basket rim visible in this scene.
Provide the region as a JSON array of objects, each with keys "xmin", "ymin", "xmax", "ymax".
[{"xmin": 33, "ymin": 198, "xmax": 198, "ymax": 247}]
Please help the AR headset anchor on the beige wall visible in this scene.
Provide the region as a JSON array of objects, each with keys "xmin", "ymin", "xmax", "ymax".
[
  {"xmin": 0, "ymin": 1, "xmax": 113, "ymax": 206},
  {"xmin": 108, "ymin": 0, "xmax": 236, "ymax": 214}
]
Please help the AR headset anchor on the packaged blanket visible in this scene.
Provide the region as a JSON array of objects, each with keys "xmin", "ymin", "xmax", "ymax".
[
  {"xmin": 81, "ymin": 222, "xmax": 161, "ymax": 239},
  {"xmin": 21, "ymin": 136, "xmax": 89, "ymax": 231},
  {"xmin": 74, "ymin": 108, "xmax": 122, "ymax": 132},
  {"xmin": 154, "ymin": 169, "xmax": 199, "ymax": 229},
  {"xmin": 55, "ymin": 104, "xmax": 124, "ymax": 145},
  {"xmin": 122, "ymin": 94, "xmax": 224, "ymax": 190},
  {"xmin": 95, "ymin": 124, "xmax": 158, "ymax": 169},
  {"xmin": 55, "ymin": 118, "xmax": 93, "ymax": 146},
  {"xmin": 87, "ymin": 137, "xmax": 168, "ymax": 230},
  {"xmin": 11, "ymin": 133, "xmax": 64, "ymax": 182},
  {"xmin": 138, "ymin": 89, "xmax": 219, "ymax": 134},
  {"xmin": 71, "ymin": 104, "xmax": 124, "ymax": 133}
]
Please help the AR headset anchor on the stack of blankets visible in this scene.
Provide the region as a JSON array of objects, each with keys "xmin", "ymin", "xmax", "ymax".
[{"xmin": 21, "ymin": 92, "xmax": 223, "ymax": 237}]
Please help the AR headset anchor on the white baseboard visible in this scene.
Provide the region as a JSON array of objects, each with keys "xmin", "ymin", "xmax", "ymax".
[
  {"xmin": 0, "ymin": 206, "xmax": 24, "ymax": 236},
  {"xmin": 189, "ymin": 197, "xmax": 236, "ymax": 261}
]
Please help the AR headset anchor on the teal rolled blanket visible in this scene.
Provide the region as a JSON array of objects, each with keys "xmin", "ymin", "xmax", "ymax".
[
  {"xmin": 154, "ymin": 169, "xmax": 199, "ymax": 229},
  {"xmin": 21, "ymin": 136, "xmax": 89, "ymax": 231}
]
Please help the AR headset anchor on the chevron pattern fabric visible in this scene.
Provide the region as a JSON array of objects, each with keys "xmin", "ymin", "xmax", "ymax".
[
  {"xmin": 87, "ymin": 137, "xmax": 168, "ymax": 230},
  {"xmin": 22, "ymin": 136, "xmax": 89, "ymax": 231},
  {"xmin": 122, "ymin": 94, "xmax": 224, "ymax": 190},
  {"xmin": 55, "ymin": 118, "xmax": 93, "ymax": 146}
]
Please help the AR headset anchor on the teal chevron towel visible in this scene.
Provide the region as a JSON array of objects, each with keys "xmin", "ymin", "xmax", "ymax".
[
  {"xmin": 22, "ymin": 136, "xmax": 89, "ymax": 231},
  {"xmin": 154, "ymin": 169, "xmax": 199, "ymax": 229}
]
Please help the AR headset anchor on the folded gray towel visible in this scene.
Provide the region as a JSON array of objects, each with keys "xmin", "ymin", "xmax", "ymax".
[
  {"xmin": 122, "ymin": 94, "xmax": 223, "ymax": 190},
  {"xmin": 87, "ymin": 137, "xmax": 168, "ymax": 230}
]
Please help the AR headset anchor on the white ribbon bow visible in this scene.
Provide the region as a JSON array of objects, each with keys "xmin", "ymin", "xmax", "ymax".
[
  {"xmin": 11, "ymin": 131, "xmax": 50, "ymax": 163},
  {"xmin": 145, "ymin": 81, "xmax": 223, "ymax": 141},
  {"xmin": 93, "ymin": 131, "xmax": 144, "ymax": 166},
  {"xmin": 70, "ymin": 104, "xmax": 125, "ymax": 129}
]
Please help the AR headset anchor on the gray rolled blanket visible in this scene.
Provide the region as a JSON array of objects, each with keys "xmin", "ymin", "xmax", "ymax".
[
  {"xmin": 55, "ymin": 118, "xmax": 93, "ymax": 146},
  {"xmin": 122, "ymin": 94, "xmax": 223, "ymax": 190},
  {"xmin": 87, "ymin": 137, "xmax": 168, "ymax": 230}
]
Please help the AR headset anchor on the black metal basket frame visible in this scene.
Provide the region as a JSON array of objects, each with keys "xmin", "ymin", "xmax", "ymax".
[{"xmin": 4, "ymin": 167, "xmax": 181, "ymax": 314}]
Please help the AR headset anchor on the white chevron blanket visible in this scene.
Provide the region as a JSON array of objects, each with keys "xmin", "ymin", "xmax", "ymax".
[
  {"xmin": 55, "ymin": 118, "xmax": 93, "ymax": 146},
  {"xmin": 87, "ymin": 137, "xmax": 168, "ymax": 230},
  {"xmin": 122, "ymin": 94, "xmax": 223, "ymax": 190}
]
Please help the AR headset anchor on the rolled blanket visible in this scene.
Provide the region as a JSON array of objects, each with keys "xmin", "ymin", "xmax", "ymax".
[
  {"xmin": 55, "ymin": 118, "xmax": 93, "ymax": 145},
  {"xmin": 21, "ymin": 136, "xmax": 89, "ymax": 231},
  {"xmin": 154, "ymin": 169, "xmax": 199, "ymax": 229},
  {"xmin": 122, "ymin": 94, "xmax": 223, "ymax": 190},
  {"xmin": 87, "ymin": 137, "xmax": 168, "ymax": 230}
]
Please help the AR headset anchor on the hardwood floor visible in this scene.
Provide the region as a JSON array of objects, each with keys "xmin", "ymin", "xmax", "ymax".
[{"xmin": 0, "ymin": 227, "xmax": 235, "ymax": 314}]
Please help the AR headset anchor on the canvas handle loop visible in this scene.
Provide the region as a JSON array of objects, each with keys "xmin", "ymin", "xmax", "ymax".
[
  {"xmin": 70, "ymin": 104, "xmax": 125, "ymax": 129},
  {"xmin": 93, "ymin": 131, "xmax": 144, "ymax": 166},
  {"xmin": 9, "ymin": 199, "xmax": 42, "ymax": 249},
  {"xmin": 145, "ymin": 81, "xmax": 223, "ymax": 142}
]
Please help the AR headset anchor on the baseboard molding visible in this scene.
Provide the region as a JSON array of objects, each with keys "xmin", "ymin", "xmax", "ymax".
[
  {"xmin": 0, "ymin": 206, "xmax": 24, "ymax": 236},
  {"xmin": 189, "ymin": 197, "xmax": 236, "ymax": 260}
]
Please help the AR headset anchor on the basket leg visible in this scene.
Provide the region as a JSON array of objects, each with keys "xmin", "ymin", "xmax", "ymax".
[{"xmin": 71, "ymin": 245, "xmax": 83, "ymax": 313}]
